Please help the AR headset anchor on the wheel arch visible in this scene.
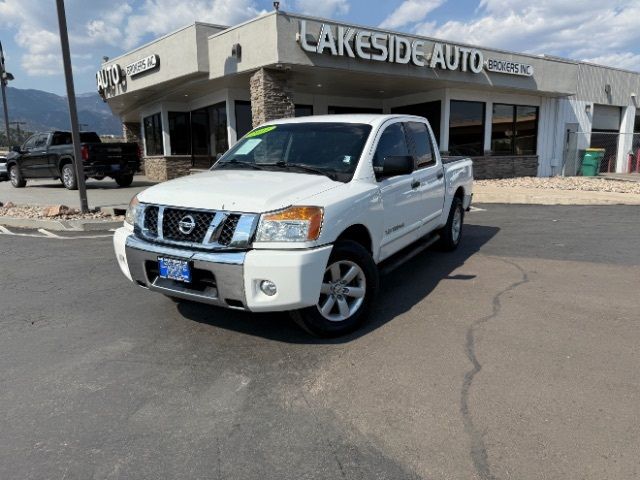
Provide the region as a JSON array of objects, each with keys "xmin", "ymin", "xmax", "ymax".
[
  {"xmin": 334, "ymin": 224, "xmax": 373, "ymax": 255},
  {"xmin": 57, "ymin": 155, "xmax": 74, "ymax": 173}
]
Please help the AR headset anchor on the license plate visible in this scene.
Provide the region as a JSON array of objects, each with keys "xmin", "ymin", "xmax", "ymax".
[
  {"xmin": 111, "ymin": 164, "xmax": 121, "ymax": 171},
  {"xmin": 158, "ymin": 257, "xmax": 192, "ymax": 283}
]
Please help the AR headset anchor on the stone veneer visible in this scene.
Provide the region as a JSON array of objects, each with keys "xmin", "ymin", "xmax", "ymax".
[
  {"xmin": 471, "ymin": 156, "xmax": 538, "ymax": 179},
  {"xmin": 144, "ymin": 156, "xmax": 192, "ymax": 182},
  {"xmin": 123, "ymin": 122, "xmax": 143, "ymax": 171},
  {"xmin": 249, "ymin": 68, "xmax": 295, "ymax": 127}
]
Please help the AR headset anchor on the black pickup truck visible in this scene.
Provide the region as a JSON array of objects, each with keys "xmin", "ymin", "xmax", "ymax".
[{"xmin": 5, "ymin": 131, "xmax": 140, "ymax": 190}]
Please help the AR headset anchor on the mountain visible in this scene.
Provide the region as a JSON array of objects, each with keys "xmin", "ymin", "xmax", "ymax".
[{"xmin": 0, "ymin": 87, "xmax": 122, "ymax": 136}]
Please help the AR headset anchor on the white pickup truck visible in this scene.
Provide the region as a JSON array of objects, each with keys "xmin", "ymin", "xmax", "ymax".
[{"xmin": 114, "ymin": 114, "xmax": 473, "ymax": 336}]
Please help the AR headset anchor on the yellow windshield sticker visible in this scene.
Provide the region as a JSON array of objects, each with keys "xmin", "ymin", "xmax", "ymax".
[{"xmin": 246, "ymin": 125, "xmax": 276, "ymax": 138}]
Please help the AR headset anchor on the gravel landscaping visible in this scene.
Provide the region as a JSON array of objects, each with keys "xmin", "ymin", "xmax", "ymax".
[
  {"xmin": 475, "ymin": 176, "xmax": 640, "ymax": 195},
  {"xmin": 0, "ymin": 202, "xmax": 124, "ymax": 221}
]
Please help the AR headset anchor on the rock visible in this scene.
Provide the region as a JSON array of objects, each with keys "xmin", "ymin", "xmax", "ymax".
[
  {"xmin": 43, "ymin": 205, "xmax": 71, "ymax": 217},
  {"xmin": 3, "ymin": 201, "xmax": 15, "ymax": 209}
]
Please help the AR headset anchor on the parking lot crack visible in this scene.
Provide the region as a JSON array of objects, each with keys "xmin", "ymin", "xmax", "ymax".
[{"xmin": 460, "ymin": 258, "xmax": 529, "ymax": 480}]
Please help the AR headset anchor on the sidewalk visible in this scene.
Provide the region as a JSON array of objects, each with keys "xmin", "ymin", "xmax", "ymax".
[{"xmin": 474, "ymin": 177, "xmax": 640, "ymax": 205}]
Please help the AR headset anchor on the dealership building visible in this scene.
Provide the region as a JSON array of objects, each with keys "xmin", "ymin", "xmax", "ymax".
[{"xmin": 97, "ymin": 10, "xmax": 640, "ymax": 181}]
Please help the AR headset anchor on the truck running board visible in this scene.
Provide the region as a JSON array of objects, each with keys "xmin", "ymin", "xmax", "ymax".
[{"xmin": 379, "ymin": 234, "xmax": 440, "ymax": 276}]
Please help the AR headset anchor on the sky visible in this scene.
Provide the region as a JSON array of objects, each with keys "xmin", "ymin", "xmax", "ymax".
[{"xmin": 1, "ymin": 0, "xmax": 639, "ymax": 96}]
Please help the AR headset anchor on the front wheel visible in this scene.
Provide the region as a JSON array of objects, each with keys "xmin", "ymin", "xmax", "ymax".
[
  {"xmin": 9, "ymin": 165, "xmax": 26, "ymax": 188},
  {"xmin": 437, "ymin": 197, "xmax": 464, "ymax": 251},
  {"xmin": 290, "ymin": 241, "xmax": 379, "ymax": 337},
  {"xmin": 61, "ymin": 163, "xmax": 78, "ymax": 190}
]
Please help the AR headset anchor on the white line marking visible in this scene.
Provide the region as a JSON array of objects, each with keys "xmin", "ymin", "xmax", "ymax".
[
  {"xmin": 0, "ymin": 225, "xmax": 11, "ymax": 234},
  {"xmin": 37, "ymin": 228, "xmax": 61, "ymax": 238},
  {"xmin": 469, "ymin": 206, "xmax": 486, "ymax": 212}
]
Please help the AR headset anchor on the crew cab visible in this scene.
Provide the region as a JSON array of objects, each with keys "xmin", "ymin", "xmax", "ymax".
[
  {"xmin": 6, "ymin": 131, "xmax": 140, "ymax": 190},
  {"xmin": 114, "ymin": 114, "xmax": 473, "ymax": 337}
]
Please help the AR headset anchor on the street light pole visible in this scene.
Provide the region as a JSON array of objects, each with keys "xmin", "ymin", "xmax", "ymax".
[
  {"xmin": 0, "ymin": 41, "xmax": 11, "ymax": 145},
  {"xmin": 55, "ymin": 0, "xmax": 89, "ymax": 213}
]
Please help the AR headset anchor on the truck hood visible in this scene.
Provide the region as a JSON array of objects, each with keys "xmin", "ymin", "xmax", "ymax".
[{"xmin": 138, "ymin": 170, "xmax": 342, "ymax": 213}]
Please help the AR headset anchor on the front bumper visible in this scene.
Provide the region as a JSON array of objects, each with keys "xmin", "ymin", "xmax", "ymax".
[
  {"xmin": 114, "ymin": 228, "xmax": 332, "ymax": 312},
  {"xmin": 0, "ymin": 164, "xmax": 7, "ymax": 181}
]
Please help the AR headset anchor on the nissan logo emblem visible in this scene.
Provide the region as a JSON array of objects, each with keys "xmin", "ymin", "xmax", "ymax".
[{"xmin": 178, "ymin": 215, "xmax": 196, "ymax": 235}]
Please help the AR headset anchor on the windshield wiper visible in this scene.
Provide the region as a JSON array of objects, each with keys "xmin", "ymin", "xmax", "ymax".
[
  {"xmin": 215, "ymin": 159, "xmax": 265, "ymax": 170},
  {"xmin": 263, "ymin": 161, "xmax": 337, "ymax": 180}
]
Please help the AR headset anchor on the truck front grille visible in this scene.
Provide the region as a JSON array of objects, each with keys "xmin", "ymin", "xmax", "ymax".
[
  {"xmin": 143, "ymin": 206, "xmax": 159, "ymax": 236},
  {"xmin": 138, "ymin": 205, "xmax": 255, "ymax": 250},
  {"xmin": 162, "ymin": 208, "xmax": 214, "ymax": 243}
]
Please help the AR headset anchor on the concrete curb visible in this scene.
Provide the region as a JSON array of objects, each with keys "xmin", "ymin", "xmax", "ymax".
[
  {"xmin": 0, "ymin": 217, "xmax": 123, "ymax": 231},
  {"xmin": 474, "ymin": 190, "xmax": 640, "ymax": 206}
]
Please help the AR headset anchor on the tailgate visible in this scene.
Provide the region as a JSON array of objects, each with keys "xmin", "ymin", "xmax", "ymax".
[{"xmin": 87, "ymin": 143, "xmax": 139, "ymax": 165}]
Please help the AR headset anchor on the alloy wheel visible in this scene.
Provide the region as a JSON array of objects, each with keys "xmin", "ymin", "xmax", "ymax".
[{"xmin": 317, "ymin": 260, "xmax": 366, "ymax": 322}]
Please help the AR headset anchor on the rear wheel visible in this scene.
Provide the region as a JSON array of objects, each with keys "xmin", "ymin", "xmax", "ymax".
[
  {"xmin": 115, "ymin": 174, "xmax": 134, "ymax": 188},
  {"xmin": 61, "ymin": 163, "xmax": 78, "ymax": 190},
  {"xmin": 9, "ymin": 165, "xmax": 26, "ymax": 188},
  {"xmin": 437, "ymin": 197, "xmax": 464, "ymax": 251},
  {"xmin": 290, "ymin": 241, "xmax": 378, "ymax": 337}
]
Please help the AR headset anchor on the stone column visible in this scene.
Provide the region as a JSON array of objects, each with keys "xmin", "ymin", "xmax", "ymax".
[
  {"xmin": 122, "ymin": 121, "xmax": 144, "ymax": 173},
  {"xmin": 249, "ymin": 68, "xmax": 295, "ymax": 128},
  {"xmin": 122, "ymin": 122, "xmax": 141, "ymax": 144}
]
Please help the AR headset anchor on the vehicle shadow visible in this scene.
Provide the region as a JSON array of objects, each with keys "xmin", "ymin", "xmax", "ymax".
[{"xmin": 177, "ymin": 223, "xmax": 500, "ymax": 344}]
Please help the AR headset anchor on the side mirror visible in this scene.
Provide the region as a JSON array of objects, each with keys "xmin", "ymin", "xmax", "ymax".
[
  {"xmin": 11, "ymin": 145, "xmax": 21, "ymax": 153},
  {"xmin": 376, "ymin": 155, "xmax": 414, "ymax": 179}
]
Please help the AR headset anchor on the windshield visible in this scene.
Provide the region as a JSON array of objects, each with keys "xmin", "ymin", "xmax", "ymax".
[{"xmin": 213, "ymin": 122, "xmax": 372, "ymax": 182}]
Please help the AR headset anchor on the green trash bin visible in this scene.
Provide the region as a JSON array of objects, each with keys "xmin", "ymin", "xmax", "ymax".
[{"xmin": 581, "ymin": 148, "xmax": 605, "ymax": 176}]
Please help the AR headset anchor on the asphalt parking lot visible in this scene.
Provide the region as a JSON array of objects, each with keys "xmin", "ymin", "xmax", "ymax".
[
  {"xmin": 0, "ymin": 204, "xmax": 638, "ymax": 479},
  {"xmin": 0, "ymin": 175, "xmax": 154, "ymax": 209}
]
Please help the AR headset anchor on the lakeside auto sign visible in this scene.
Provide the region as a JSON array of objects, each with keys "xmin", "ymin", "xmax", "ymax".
[
  {"xmin": 96, "ymin": 54, "xmax": 159, "ymax": 96},
  {"xmin": 298, "ymin": 20, "xmax": 534, "ymax": 77}
]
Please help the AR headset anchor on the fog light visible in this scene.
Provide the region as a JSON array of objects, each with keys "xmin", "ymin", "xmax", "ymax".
[{"xmin": 260, "ymin": 280, "xmax": 277, "ymax": 296}]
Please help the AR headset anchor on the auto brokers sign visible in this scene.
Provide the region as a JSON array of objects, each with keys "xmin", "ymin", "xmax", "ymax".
[{"xmin": 298, "ymin": 20, "xmax": 534, "ymax": 77}]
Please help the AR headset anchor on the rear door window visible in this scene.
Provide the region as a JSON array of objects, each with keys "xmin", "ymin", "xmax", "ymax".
[
  {"xmin": 405, "ymin": 121, "xmax": 435, "ymax": 168},
  {"xmin": 34, "ymin": 134, "xmax": 48, "ymax": 148}
]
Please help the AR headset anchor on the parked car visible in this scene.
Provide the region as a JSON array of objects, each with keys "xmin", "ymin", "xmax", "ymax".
[
  {"xmin": 113, "ymin": 114, "xmax": 474, "ymax": 337},
  {"xmin": 0, "ymin": 155, "xmax": 7, "ymax": 182},
  {"xmin": 5, "ymin": 131, "xmax": 140, "ymax": 190}
]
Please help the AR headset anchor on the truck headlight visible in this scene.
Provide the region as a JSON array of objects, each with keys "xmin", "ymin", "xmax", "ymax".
[
  {"xmin": 255, "ymin": 206, "xmax": 324, "ymax": 242},
  {"xmin": 124, "ymin": 195, "xmax": 141, "ymax": 226}
]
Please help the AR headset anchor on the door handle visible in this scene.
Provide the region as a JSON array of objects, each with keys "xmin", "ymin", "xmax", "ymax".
[
  {"xmin": 411, "ymin": 180, "xmax": 421, "ymax": 189},
  {"xmin": 437, "ymin": 171, "xmax": 444, "ymax": 180}
]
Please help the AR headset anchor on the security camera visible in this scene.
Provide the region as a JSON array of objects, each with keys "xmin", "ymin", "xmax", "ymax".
[{"xmin": 273, "ymin": 1, "xmax": 280, "ymax": 11}]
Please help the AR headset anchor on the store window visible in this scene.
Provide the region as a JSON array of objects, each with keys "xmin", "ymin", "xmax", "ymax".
[
  {"xmin": 448, "ymin": 100, "xmax": 485, "ymax": 156},
  {"xmin": 168, "ymin": 112, "xmax": 190, "ymax": 155},
  {"xmin": 143, "ymin": 112, "xmax": 163, "ymax": 156},
  {"xmin": 295, "ymin": 104, "xmax": 313, "ymax": 117},
  {"xmin": 491, "ymin": 104, "xmax": 538, "ymax": 155},
  {"xmin": 328, "ymin": 106, "xmax": 383, "ymax": 115},
  {"xmin": 191, "ymin": 102, "xmax": 229, "ymax": 159},
  {"xmin": 391, "ymin": 101, "xmax": 441, "ymax": 147},
  {"xmin": 235, "ymin": 100, "xmax": 253, "ymax": 138}
]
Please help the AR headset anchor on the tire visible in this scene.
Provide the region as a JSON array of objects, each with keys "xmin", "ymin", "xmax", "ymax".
[
  {"xmin": 290, "ymin": 240, "xmax": 379, "ymax": 338},
  {"xmin": 437, "ymin": 197, "xmax": 464, "ymax": 251},
  {"xmin": 61, "ymin": 163, "xmax": 78, "ymax": 190},
  {"xmin": 9, "ymin": 165, "xmax": 26, "ymax": 188},
  {"xmin": 115, "ymin": 174, "xmax": 134, "ymax": 188}
]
